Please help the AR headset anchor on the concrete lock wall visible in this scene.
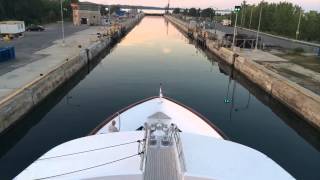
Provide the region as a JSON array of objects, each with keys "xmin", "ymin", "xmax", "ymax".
[
  {"xmin": 0, "ymin": 88, "xmax": 34, "ymax": 132},
  {"xmin": 165, "ymin": 15, "xmax": 320, "ymax": 129},
  {"xmin": 0, "ymin": 14, "xmax": 144, "ymax": 134}
]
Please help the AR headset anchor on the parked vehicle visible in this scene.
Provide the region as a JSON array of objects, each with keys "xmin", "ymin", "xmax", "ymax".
[
  {"xmin": 0, "ymin": 21, "xmax": 25, "ymax": 37},
  {"xmin": 188, "ymin": 20, "xmax": 197, "ymax": 30},
  {"xmin": 26, "ymin": 25, "xmax": 45, "ymax": 31},
  {"xmin": 222, "ymin": 19, "xmax": 232, "ymax": 26}
]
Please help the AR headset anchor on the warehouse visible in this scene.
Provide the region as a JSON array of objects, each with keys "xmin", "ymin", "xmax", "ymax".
[{"xmin": 71, "ymin": 2, "xmax": 101, "ymax": 26}]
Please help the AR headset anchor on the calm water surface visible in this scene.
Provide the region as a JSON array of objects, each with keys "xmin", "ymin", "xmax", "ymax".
[{"xmin": 0, "ymin": 17, "xmax": 319, "ymax": 180}]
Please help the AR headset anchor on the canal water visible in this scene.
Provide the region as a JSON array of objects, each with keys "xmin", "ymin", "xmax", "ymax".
[{"xmin": 0, "ymin": 16, "xmax": 319, "ymax": 180}]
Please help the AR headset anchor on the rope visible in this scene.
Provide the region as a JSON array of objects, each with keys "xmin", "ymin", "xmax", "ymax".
[
  {"xmin": 38, "ymin": 140, "xmax": 143, "ymax": 161},
  {"xmin": 34, "ymin": 152, "xmax": 143, "ymax": 180}
]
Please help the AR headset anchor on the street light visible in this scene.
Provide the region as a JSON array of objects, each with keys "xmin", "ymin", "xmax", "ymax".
[
  {"xmin": 255, "ymin": 1, "xmax": 263, "ymax": 50},
  {"xmin": 208, "ymin": 6, "xmax": 218, "ymax": 34},
  {"xmin": 232, "ymin": 6, "xmax": 241, "ymax": 49},
  {"xmin": 249, "ymin": 6, "xmax": 253, "ymax": 29},
  {"xmin": 240, "ymin": 0, "xmax": 246, "ymax": 27},
  {"xmin": 60, "ymin": 0, "xmax": 65, "ymax": 46},
  {"xmin": 296, "ymin": 9, "xmax": 303, "ymax": 40}
]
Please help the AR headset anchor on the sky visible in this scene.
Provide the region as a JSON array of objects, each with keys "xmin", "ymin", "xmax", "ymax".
[{"xmin": 80, "ymin": 0, "xmax": 320, "ymax": 11}]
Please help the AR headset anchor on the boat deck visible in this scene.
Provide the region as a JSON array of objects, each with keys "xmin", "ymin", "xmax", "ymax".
[{"xmin": 144, "ymin": 145, "xmax": 182, "ymax": 180}]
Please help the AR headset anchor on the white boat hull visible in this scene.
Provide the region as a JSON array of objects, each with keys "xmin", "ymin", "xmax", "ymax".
[
  {"xmin": 14, "ymin": 95, "xmax": 295, "ymax": 180},
  {"xmin": 91, "ymin": 96, "xmax": 226, "ymax": 139}
]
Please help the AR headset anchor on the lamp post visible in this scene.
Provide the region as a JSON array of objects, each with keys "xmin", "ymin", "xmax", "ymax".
[
  {"xmin": 296, "ymin": 9, "xmax": 302, "ymax": 40},
  {"xmin": 255, "ymin": 1, "xmax": 263, "ymax": 50},
  {"xmin": 60, "ymin": 0, "xmax": 65, "ymax": 46},
  {"xmin": 249, "ymin": 6, "xmax": 253, "ymax": 29},
  {"xmin": 240, "ymin": 0, "xmax": 246, "ymax": 26},
  {"xmin": 208, "ymin": 6, "xmax": 218, "ymax": 34},
  {"xmin": 214, "ymin": 10, "xmax": 217, "ymax": 34},
  {"xmin": 109, "ymin": 5, "xmax": 111, "ymax": 24},
  {"xmin": 232, "ymin": 6, "xmax": 241, "ymax": 49}
]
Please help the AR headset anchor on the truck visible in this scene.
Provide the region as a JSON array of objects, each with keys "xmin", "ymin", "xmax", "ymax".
[
  {"xmin": 188, "ymin": 20, "xmax": 197, "ymax": 30},
  {"xmin": 0, "ymin": 21, "xmax": 25, "ymax": 38},
  {"xmin": 187, "ymin": 20, "xmax": 197, "ymax": 37},
  {"xmin": 222, "ymin": 19, "xmax": 232, "ymax": 26}
]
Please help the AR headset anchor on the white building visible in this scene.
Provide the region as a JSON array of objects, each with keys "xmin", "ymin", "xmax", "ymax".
[{"xmin": 71, "ymin": 2, "xmax": 101, "ymax": 26}]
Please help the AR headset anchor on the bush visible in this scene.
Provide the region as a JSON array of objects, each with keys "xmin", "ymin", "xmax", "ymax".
[{"xmin": 293, "ymin": 47, "xmax": 304, "ymax": 54}]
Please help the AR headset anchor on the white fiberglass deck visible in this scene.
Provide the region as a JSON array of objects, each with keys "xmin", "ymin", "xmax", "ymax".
[
  {"xmin": 181, "ymin": 132, "xmax": 294, "ymax": 180},
  {"xmin": 15, "ymin": 131, "xmax": 294, "ymax": 180},
  {"xmin": 14, "ymin": 132, "xmax": 144, "ymax": 180},
  {"xmin": 96, "ymin": 97, "xmax": 223, "ymax": 138},
  {"xmin": 144, "ymin": 145, "xmax": 182, "ymax": 180},
  {"xmin": 15, "ymin": 95, "xmax": 295, "ymax": 180}
]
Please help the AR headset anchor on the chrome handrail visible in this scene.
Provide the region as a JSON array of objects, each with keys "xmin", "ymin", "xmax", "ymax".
[
  {"xmin": 140, "ymin": 123, "xmax": 149, "ymax": 171},
  {"xmin": 172, "ymin": 128, "xmax": 186, "ymax": 172}
]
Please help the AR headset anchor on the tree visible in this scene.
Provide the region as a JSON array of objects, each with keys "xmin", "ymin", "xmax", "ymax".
[
  {"xmin": 229, "ymin": 1, "xmax": 320, "ymax": 41},
  {"xmin": 201, "ymin": 8, "xmax": 214, "ymax": 18},
  {"xmin": 0, "ymin": 0, "xmax": 80, "ymax": 25},
  {"xmin": 188, "ymin": 8, "xmax": 197, "ymax": 17},
  {"xmin": 300, "ymin": 11, "xmax": 320, "ymax": 41},
  {"xmin": 110, "ymin": 5, "xmax": 120, "ymax": 14},
  {"xmin": 100, "ymin": 5, "xmax": 108, "ymax": 16},
  {"xmin": 182, "ymin": 9, "xmax": 188, "ymax": 16},
  {"xmin": 173, "ymin": 8, "xmax": 180, "ymax": 14}
]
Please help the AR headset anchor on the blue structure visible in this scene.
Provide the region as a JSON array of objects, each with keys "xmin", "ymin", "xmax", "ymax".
[
  {"xmin": 0, "ymin": 47, "xmax": 15, "ymax": 62},
  {"xmin": 115, "ymin": 10, "xmax": 126, "ymax": 17},
  {"xmin": 317, "ymin": 47, "xmax": 320, "ymax": 57}
]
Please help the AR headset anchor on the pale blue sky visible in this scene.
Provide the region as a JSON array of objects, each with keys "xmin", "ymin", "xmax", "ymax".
[{"xmin": 81, "ymin": 0, "xmax": 320, "ymax": 11}]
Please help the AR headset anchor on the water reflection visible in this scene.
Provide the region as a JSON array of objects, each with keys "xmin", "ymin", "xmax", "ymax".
[{"xmin": 213, "ymin": 54, "xmax": 320, "ymax": 151}]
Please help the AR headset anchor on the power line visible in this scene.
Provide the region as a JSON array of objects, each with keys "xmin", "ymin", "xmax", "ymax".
[
  {"xmin": 34, "ymin": 152, "xmax": 143, "ymax": 180},
  {"xmin": 38, "ymin": 140, "xmax": 143, "ymax": 161}
]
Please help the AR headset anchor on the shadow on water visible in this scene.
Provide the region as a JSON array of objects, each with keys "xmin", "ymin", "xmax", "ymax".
[{"xmin": 215, "ymin": 56, "xmax": 320, "ymax": 151}]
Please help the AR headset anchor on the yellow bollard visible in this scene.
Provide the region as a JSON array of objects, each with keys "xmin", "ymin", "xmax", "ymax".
[{"xmin": 3, "ymin": 35, "xmax": 10, "ymax": 42}]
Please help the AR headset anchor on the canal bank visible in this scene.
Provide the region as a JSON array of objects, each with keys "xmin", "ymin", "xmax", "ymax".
[
  {"xmin": 0, "ymin": 14, "xmax": 144, "ymax": 134},
  {"xmin": 165, "ymin": 15, "xmax": 320, "ymax": 130}
]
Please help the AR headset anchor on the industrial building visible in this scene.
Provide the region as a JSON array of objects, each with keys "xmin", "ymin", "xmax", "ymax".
[{"xmin": 71, "ymin": 2, "xmax": 101, "ymax": 26}]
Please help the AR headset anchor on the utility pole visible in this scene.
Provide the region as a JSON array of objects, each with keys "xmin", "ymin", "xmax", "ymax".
[
  {"xmin": 232, "ymin": 6, "xmax": 241, "ymax": 49},
  {"xmin": 255, "ymin": 1, "xmax": 263, "ymax": 50},
  {"xmin": 166, "ymin": 0, "xmax": 170, "ymax": 14},
  {"xmin": 296, "ymin": 9, "xmax": 302, "ymax": 40},
  {"xmin": 60, "ymin": 0, "xmax": 65, "ymax": 46},
  {"xmin": 249, "ymin": 6, "xmax": 253, "ymax": 29},
  {"xmin": 214, "ymin": 10, "xmax": 217, "ymax": 34},
  {"xmin": 240, "ymin": 0, "xmax": 246, "ymax": 26}
]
